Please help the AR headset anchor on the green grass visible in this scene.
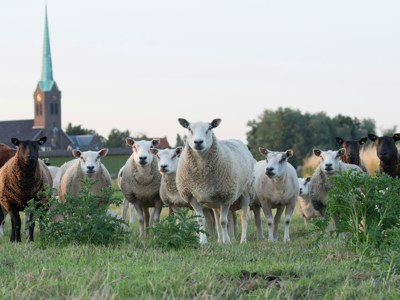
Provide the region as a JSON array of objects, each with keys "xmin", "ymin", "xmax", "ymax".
[{"xmin": 0, "ymin": 208, "xmax": 399, "ymax": 299}]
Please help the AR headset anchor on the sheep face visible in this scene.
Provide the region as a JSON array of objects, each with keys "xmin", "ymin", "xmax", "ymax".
[
  {"xmin": 298, "ymin": 177, "xmax": 311, "ymax": 196},
  {"xmin": 72, "ymin": 149, "xmax": 108, "ymax": 175},
  {"xmin": 178, "ymin": 118, "xmax": 221, "ymax": 152},
  {"xmin": 313, "ymin": 148, "xmax": 345, "ymax": 175},
  {"xmin": 336, "ymin": 137, "xmax": 367, "ymax": 165},
  {"xmin": 11, "ymin": 137, "xmax": 47, "ymax": 166},
  {"xmin": 150, "ymin": 147, "xmax": 182, "ymax": 175},
  {"xmin": 126, "ymin": 138, "xmax": 160, "ymax": 166},
  {"xmin": 368, "ymin": 133, "xmax": 400, "ymax": 163},
  {"xmin": 259, "ymin": 148, "xmax": 293, "ymax": 178}
]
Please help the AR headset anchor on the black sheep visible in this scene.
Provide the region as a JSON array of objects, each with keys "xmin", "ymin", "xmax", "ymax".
[
  {"xmin": 0, "ymin": 137, "xmax": 52, "ymax": 242},
  {"xmin": 368, "ymin": 133, "xmax": 400, "ymax": 178},
  {"xmin": 335, "ymin": 136, "xmax": 369, "ymax": 173}
]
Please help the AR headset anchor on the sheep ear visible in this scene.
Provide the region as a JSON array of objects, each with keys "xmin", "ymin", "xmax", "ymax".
[
  {"xmin": 368, "ymin": 133, "xmax": 377, "ymax": 142},
  {"xmin": 259, "ymin": 147, "xmax": 268, "ymax": 156},
  {"xmin": 359, "ymin": 137, "xmax": 368, "ymax": 145},
  {"xmin": 338, "ymin": 148, "xmax": 346, "ymax": 157},
  {"xmin": 175, "ymin": 147, "xmax": 183, "ymax": 156},
  {"xmin": 305, "ymin": 176, "xmax": 312, "ymax": 183},
  {"xmin": 210, "ymin": 119, "xmax": 221, "ymax": 128},
  {"xmin": 152, "ymin": 139, "xmax": 160, "ymax": 147},
  {"xmin": 125, "ymin": 137, "xmax": 135, "ymax": 147},
  {"xmin": 98, "ymin": 148, "xmax": 108, "ymax": 157},
  {"xmin": 11, "ymin": 137, "xmax": 20, "ymax": 146},
  {"xmin": 72, "ymin": 150, "xmax": 82, "ymax": 158},
  {"xmin": 37, "ymin": 136, "xmax": 47, "ymax": 145},
  {"xmin": 393, "ymin": 133, "xmax": 400, "ymax": 142},
  {"xmin": 335, "ymin": 137, "xmax": 344, "ymax": 145},
  {"xmin": 285, "ymin": 149, "xmax": 293, "ymax": 158},
  {"xmin": 313, "ymin": 149, "xmax": 322, "ymax": 157},
  {"xmin": 150, "ymin": 148, "xmax": 158, "ymax": 155},
  {"xmin": 178, "ymin": 118, "xmax": 190, "ymax": 128}
]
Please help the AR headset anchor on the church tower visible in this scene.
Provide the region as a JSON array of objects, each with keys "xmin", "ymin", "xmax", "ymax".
[{"xmin": 33, "ymin": 5, "xmax": 63, "ymax": 148}]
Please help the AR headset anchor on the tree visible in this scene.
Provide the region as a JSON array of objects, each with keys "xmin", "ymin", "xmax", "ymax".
[
  {"xmin": 65, "ymin": 123, "xmax": 96, "ymax": 135},
  {"xmin": 175, "ymin": 134, "xmax": 185, "ymax": 148},
  {"xmin": 105, "ymin": 129, "xmax": 131, "ymax": 148},
  {"xmin": 246, "ymin": 107, "xmax": 377, "ymax": 170}
]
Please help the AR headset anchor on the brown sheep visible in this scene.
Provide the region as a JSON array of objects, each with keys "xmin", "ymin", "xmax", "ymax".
[
  {"xmin": 368, "ymin": 133, "xmax": 400, "ymax": 178},
  {"xmin": 0, "ymin": 137, "xmax": 52, "ymax": 242},
  {"xmin": 335, "ymin": 136, "xmax": 369, "ymax": 173},
  {"xmin": 0, "ymin": 143, "xmax": 17, "ymax": 168}
]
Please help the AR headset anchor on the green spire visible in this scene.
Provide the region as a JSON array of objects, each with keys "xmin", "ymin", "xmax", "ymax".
[{"xmin": 39, "ymin": 5, "xmax": 54, "ymax": 92}]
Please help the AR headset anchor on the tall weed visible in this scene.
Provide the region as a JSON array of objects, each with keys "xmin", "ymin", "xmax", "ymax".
[{"xmin": 25, "ymin": 177, "xmax": 127, "ymax": 247}]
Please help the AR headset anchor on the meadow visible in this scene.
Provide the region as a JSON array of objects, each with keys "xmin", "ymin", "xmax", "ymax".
[{"xmin": 0, "ymin": 146, "xmax": 399, "ymax": 299}]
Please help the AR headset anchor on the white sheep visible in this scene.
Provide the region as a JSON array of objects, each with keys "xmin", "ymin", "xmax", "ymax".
[
  {"xmin": 309, "ymin": 148, "xmax": 363, "ymax": 217},
  {"xmin": 176, "ymin": 118, "xmax": 254, "ymax": 244},
  {"xmin": 150, "ymin": 146, "xmax": 217, "ymax": 236},
  {"xmin": 253, "ymin": 148, "xmax": 299, "ymax": 242},
  {"xmin": 119, "ymin": 138, "xmax": 163, "ymax": 236},
  {"xmin": 47, "ymin": 165, "xmax": 60, "ymax": 182},
  {"xmin": 297, "ymin": 177, "xmax": 321, "ymax": 223},
  {"xmin": 118, "ymin": 166, "xmax": 137, "ymax": 224},
  {"xmin": 58, "ymin": 149, "xmax": 112, "ymax": 203}
]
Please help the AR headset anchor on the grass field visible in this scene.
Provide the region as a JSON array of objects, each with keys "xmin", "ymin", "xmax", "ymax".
[{"xmin": 1, "ymin": 203, "xmax": 399, "ymax": 299}]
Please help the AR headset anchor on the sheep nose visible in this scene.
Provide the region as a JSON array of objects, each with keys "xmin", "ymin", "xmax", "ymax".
[
  {"xmin": 194, "ymin": 140, "xmax": 204, "ymax": 150},
  {"xmin": 160, "ymin": 165, "xmax": 168, "ymax": 172},
  {"xmin": 87, "ymin": 166, "xmax": 95, "ymax": 172},
  {"xmin": 265, "ymin": 167, "xmax": 275, "ymax": 177},
  {"xmin": 139, "ymin": 156, "xmax": 147, "ymax": 165},
  {"xmin": 299, "ymin": 188, "xmax": 303, "ymax": 193}
]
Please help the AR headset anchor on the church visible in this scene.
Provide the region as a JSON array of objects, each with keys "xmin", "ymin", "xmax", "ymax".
[
  {"xmin": 0, "ymin": 7, "xmax": 101, "ymax": 151},
  {"xmin": 0, "ymin": 6, "xmax": 170, "ymax": 152}
]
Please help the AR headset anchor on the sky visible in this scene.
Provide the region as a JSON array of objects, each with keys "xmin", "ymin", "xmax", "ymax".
[{"xmin": 1, "ymin": 0, "xmax": 400, "ymax": 145}]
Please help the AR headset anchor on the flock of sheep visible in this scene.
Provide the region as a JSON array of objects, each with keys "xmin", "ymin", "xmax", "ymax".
[{"xmin": 0, "ymin": 118, "xmax": 399, "ymax": 244}]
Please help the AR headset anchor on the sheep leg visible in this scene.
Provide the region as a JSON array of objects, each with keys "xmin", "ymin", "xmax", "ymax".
[
  {"xmin": 188, "ymin": 198, "xmax": 207, "ymax": 244},
  {"xmin": 212, "ymin": 208, "xmax": 223, "ymax": 242},
  {"xmin": 283, "ymin": 201, "xmax": 296, "ymax": 242},
  {"xmin": 219, "ymin": 203, "xmax": 231, "ymax": 243},
  {"xmin": 227, "ymin": 210, "xmax": 236, "ymax": 241},
  {"xmin": 26, "ymin": 212, "xmax": 35, "ymax": 242},
  {"xmin": 261, "ymin": 202, "xmax": 275, "ymax": 241},
  {"xmin": 129, "ymin": 203, "xmax": 136, "ymax": 224},
  {"xmin": 149, "ymin": 200, "xmax": 163, "ymax": 226},
  {"xmin": 239, "ymin": 195, "xmax": 250, "ymax": 244},
  {"xmin": 273, "ymin": 206, "xmax": 285, "ymax": 241},
  {"xmin": 121, "ymin": 198, "xmax": 129, "ymax": 221},
  {"xmin": 9, "ymin": 209, "xmax": 22, "ymax": 242},
  {"xmin": 144, "ymin": 207, "xmax": 150, "ymax": 227},
  {"xmin": 203, "ymin": 208, "xmax": 216, "ymax": 237},
  {"xmin": 132, "ymin": 202, "xmax": 146, "ymax": 236},
  {"xmin": 252, "ymin": 205, "xmax": 264, "ymax": 240}
]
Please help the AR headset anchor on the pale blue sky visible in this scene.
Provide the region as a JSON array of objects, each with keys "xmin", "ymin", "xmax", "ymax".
[{"xmin": 1, "ymin": 0, "xmax": 399, "ymax": 144}]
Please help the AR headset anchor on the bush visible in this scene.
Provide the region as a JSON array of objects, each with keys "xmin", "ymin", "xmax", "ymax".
[
  {"xmin": 25, "ymin": 177, "xmax": 127, "ymax": 247},
  {"xmin": 147, "ymin": 208, "xmax": 205, "ymax": 249},
  {"xmin": 314, "ymin": 171, "xmax": 400, "ymax": 252}
]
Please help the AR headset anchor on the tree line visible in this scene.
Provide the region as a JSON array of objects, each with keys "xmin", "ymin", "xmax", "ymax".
[{"xmin": 66, "ymin": 107, "xmax": 397, "ymax": 169}]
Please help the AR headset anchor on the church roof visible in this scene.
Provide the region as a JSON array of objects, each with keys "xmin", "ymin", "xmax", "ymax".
[
  {"xmin": 39, "ymin": 5, "xmax": 55, "ymax": 92},
  {"xmin": 0, "ymin": 119, "xmax": 43, "ymax": 147}
]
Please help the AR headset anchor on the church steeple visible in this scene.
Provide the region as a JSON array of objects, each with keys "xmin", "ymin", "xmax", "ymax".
[
  {"xmin": 39, "ymin": 5, "xmax": 54, "ymax": 92},
  {"xmin": 33, "ymin": 5, "xmax": 62, "ymax": 149}
]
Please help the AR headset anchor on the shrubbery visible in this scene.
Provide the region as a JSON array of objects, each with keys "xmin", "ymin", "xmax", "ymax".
[
  {"xmin": 312, "ymin": 171, "xmax": 400, "ymax": 277},
  {"xmin": 25, "ymin": 177, "xmax": 127, "ymax": 247},
  {"xmin": 147, "ymin": 208, "xmax": 205, "ymax": 249}
]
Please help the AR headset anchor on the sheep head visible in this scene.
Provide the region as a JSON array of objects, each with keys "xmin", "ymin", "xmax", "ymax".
[
  {"xmin": 178, "ymin": 118, "xmax": 221, "ymax": 152},
  {"xmin": 72, "ymin": 148, "xmax": 108, "ymax": 176},
  {"xmin": 11, "ymin": 136, "xmax": 47, "ymax": 167},
  {"xmin": 259, "ymin": 148, "xmax": 293, "ymax": 178}
]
